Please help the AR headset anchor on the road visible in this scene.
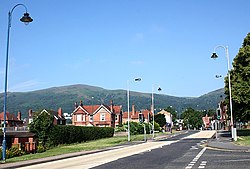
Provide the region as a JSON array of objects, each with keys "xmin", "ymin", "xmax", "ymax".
[{"xmin": 16, "ymin": 130, "xmax": 250, "ymax": 169}]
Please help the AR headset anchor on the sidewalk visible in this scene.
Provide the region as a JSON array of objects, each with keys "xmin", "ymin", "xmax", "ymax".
[{"xmin": 206, "ymin": 130, "xmax": 250, "ymax": 152}]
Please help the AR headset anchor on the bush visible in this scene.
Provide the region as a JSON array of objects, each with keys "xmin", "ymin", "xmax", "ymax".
[
  {"xmin": 37, "ymin": 145, "xmax": 46, "ymax": 153},
  {"xmin": 47, "ymin": 125, "xmax": 114, "ymax": 147},
  {"xmin": 6, "ymin": 146, "xmax": 24, "ymax": 159},
  {"xmin": 237, "ymin": 129, "xmax": 250, "ymax": 136}
]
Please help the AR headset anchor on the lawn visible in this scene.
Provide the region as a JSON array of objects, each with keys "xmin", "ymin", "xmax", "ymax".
[{"xmin": 235, "ymin": 136, "xmax": 250, "ymax": 146}]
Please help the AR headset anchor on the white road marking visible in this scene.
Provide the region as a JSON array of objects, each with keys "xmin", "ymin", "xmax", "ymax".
[{"xmin": 185, "ymin": 147, "xmax": 207, "ymax": 169}]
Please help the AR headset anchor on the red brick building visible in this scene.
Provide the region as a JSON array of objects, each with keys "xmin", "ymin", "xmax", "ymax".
[
  {"xmin": 0, "ymin": 111, "xmax": 36, "ymax": 152},
  {"xmin": 122, "ymin": 105, "xmax": 152, "ymax": 123},
  {"xmin": 72, "ymin": 101, "xmax": 122, "ymax": 127}
]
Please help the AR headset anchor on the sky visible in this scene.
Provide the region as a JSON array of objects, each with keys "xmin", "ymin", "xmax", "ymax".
[{"xmin": 0, "ymin": 0, "xmax": 249, "ymax": 97}]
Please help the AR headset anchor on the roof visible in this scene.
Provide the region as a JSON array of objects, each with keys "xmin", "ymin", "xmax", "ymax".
[
  {"xmin": 40, "ymin": 109, "xmax": 65, "ymax": 120},
  {"xmin": 0, "ymin": 112, "xmax": 19, "ymax": 121},
  {"xmin": 123, "ymin": 109, "xmax": 152, "ymax": 119},
  {"xmin": 73, "ymin": 104, "xmax": 122, "ymax": 115},
  {"xmin": 157, "ymin": 110, "xmax": 171, "ymax": 116}
]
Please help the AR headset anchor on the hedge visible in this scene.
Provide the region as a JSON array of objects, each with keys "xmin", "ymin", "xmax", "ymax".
[
  {"xmin": 47, "ymin": 125, "xmax": 114, "ymax": 147},
  {"xmin": 236, "ymin": 129, "xmax": 250, "ymax": 136}
]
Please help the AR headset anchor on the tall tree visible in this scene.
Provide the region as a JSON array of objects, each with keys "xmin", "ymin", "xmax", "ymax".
[
  {"xmin": 182, "ymin": 108, "xmax": 203, "ymax": 129},
  {"xmin": 225, "ymin": 33, "xmax": 250, "ymax": 122},
  {"xmin": 29, "ymin": 110, "xmax": 54, "ymax": 147},
  {"xmin": 154, "ymin": 114, "xmax": 166, "ymax": 127}
]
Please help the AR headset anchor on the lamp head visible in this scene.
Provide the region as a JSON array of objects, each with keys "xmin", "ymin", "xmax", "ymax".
[
  {"xmin": 135, "ymin": 78, "xmax": 141, "ymax": 81},
  {"xmin": 20, "ymin": 12, "xmax": 33, "ymax": 25},
  {"xmin": 158, "ymin": 87, "xmax": 162, "ymax": 92},
  {"xmin": 211, "ymin": 52, "xmax": 218, "ymax": 59}
]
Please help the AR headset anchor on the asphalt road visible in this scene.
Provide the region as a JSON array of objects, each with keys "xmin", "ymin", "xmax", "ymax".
[{"xmin": 93, "ymin": 138, "xmax": 206, "ymax": 169}]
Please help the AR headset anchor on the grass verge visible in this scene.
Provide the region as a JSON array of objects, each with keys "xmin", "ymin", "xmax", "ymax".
[
  {"xmin": 4, "ymin": 132, "xmax": 171, "ymax": 163},
  {"xmin": 235, "ymin": 136, "xmax": 250, "ymax": 146}
]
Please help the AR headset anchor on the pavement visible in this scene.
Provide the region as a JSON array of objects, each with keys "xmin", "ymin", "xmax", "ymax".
[
  {"xmin": 205, "ymin": 130, "xmax": 250, "ymax": 152},
  {"xmin": 0, "ymin": 130, "xmax": 249, "ymax": 169}
]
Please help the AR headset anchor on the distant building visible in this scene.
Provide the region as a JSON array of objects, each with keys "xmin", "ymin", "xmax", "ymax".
[
  {"xmin": 28, "ymin": 108, "xmax": 66, "ymax": 125},
  {"xmin": 0, "ymin": 111, "xmax": 23, "ymax": 127},
  {"xmin": 72, "ymin": 100, "xmax": 122, "ymax": 127},
  {"xmin": 202, "ymin": 114, "xmax": 211, "ymax": 129},
  {"xmin": 157, "ymin": 110, "xmax": 173, "ymax": 131},
  {"xmin": 0, "ymin": 111, "xmax": 36, "ymax": 153},
  {"xmin": 122, "ymin": 105, "xmax": 152, "ymax": 123}
]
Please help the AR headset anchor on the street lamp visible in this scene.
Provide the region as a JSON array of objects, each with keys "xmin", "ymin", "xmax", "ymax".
[
  {"xmin": 127, "ymin": 78, "xmax": 141, "ymax": 142},
  {"xmin": 151, "ymin": 84, "xmax": 162, "ymax": 138},
  {"xmin": 2, "ymin": 4, "xmax": 33, "ymax": 161},
  {"xmin": 211, "ymin": 45, "xmax": 237, "ymax": 141}
]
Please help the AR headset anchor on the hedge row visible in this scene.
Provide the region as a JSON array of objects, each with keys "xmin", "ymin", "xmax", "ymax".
[
  {"xmin": 236, "ymin": 129, "xmax": 250, "ymax": 136},
  {"xmin": 47, "ymin": 125, "xmax": 114, "ymax": 146}
]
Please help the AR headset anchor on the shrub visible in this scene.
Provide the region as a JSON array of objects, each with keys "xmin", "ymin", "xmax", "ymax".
[
  {"xmin": 37, "ymin": 145, "xmax": 46, "ymax": 153},
  {"xmin": 6, "ymin": 146, "xmax": 24, "ymax": 159},
  {"xmin": 237, "ymin": 129, "xmax": 250, "ymax": 136},
  {"xmin": 47, "ymin": 125, "xmax": 114, "ymax": 147}
]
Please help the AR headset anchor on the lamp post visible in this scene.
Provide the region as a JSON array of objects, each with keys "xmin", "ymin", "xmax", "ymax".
[
  {"xmin": 211, "ymin": 45, "xmax": 237, "ymax": 141},
  {"xmin": 151, "ymin": 84, "xmax": 162, "ymax": 138},
  {"xmin": 127, "ymin": 78, "xmax": 141, "ymax": 142},
  {"xmin": 2, "ymin": 4, "xmax": 33, "ymax": 161}
]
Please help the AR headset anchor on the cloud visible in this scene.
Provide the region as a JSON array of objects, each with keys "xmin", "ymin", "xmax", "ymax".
[
  {"xmin": 131, "ymin": 32, "xmax": 145, "ymax": 42},
  {"xmin": 151, "ymin": 24, "xmax": 165, "ymax": 33},
  {"xmin": 135, "ymin": 33, "xmax": 144, "ymax": 40},
  {"xmin": 9, "ymin": 80, "xmax": 43, "ymax": 92},
  {"xmin": 130, "ymin": 60, "xmax": 144, "ymax": 65}
]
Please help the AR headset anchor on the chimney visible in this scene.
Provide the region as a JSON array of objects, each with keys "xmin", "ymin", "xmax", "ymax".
[
  {"xmin": 28, "ymin": 109, "xmax": 33, "ymax": 117},
  {"xmin": 75, "ymin": 102, "xmax": 78, "ymax": 108},
  {"xmin": 17, "ymin": 111, "xmax": 21, "ymax": 121},
  {"xmin": 132, "ymin": 104, "xmax": 135, "ymax": 116},
  {"xmin": 58, "ymin": 107, "xmax": 62, "ymax": 117},
  {"xmin": 110, "ymin": 100, "xmax": 114, "ymax": 112}
]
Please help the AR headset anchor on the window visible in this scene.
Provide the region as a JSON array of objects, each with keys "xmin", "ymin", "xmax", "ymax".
[
  {"xmin": 90, "ymin": 115, "xmax": 93, "ymax": 122},
  {"xmin": 100, "ymin": 113, "xmax": 105, "ymax": 121},
  {"xmin": 76, "ymin": 114, "xmax": 82, "ymax": 122},
  {"xmin": 115, "ymin": 115, "xmax": 118, "ymax": 121}
]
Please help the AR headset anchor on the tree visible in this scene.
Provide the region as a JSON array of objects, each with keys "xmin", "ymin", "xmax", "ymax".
[
  {"xmin": 29, "ymin": 110, "xmax": 54, "ymax": 148},
  {"xmin": 154, "ymin": 114, "xmax": 166, "ymax": 127},
  {"xmin": 225, "ymin": 33, "xmax": 250, "ymax": 122},
  {"xmin": 182, "ymin": 108, "xmax": 203, "ymax": 129}
]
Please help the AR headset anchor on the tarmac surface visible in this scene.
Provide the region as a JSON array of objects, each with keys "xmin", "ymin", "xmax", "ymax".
[
  {"xmin": 1, "ymin": 130, "xmax": 249, "ymax": 169},
  {"xmin": 206, "ymin": 130, "xmax": 250, "ymax": 152}
]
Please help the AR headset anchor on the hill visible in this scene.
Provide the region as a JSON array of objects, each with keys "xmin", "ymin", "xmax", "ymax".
[{"xmin": 0, "ymin": 84, "xmax": 225, "ymax": 118}]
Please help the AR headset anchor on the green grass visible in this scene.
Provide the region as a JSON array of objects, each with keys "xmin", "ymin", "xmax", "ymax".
[
  {"xmin": 4, "ymin": 133, "xmax": 164, "ymax": 163},
  {"xmin": 235, "ymin": 136, "xmax": 250, "ymax": 146}
]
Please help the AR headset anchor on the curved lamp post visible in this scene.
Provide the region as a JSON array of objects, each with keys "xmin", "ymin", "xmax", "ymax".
[
  {"xmin": 211, "ymin": 45, "xmax": 237, "ymax": 141},
  {"xmin": 151, "ymin": 84, "xmax": 162, "ymax": 138},
  {"xmin": 2, "ymin": 4, "xmax": 33, "ymax": 161},
  {"xmin": 127, "ymin": 78, "xmax": 141, "ymax": 141}
]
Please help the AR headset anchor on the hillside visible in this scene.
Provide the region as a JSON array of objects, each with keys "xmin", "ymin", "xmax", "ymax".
[{"xmin": 0, "ymin": 84, "xmax": 225, "ymax": 118}]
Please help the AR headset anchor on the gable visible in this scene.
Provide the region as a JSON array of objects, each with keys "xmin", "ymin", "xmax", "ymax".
[
  {"xmin": 94, "ymin": 105, "xmax": 112, "ymax": 115},
  {"xmin": 73, "ymin": 106, "xmax": 89, "ymax": 115}
]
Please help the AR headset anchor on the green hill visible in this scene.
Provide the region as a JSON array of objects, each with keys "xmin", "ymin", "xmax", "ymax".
[{"xmin": 0, "ymin": 84, "xmax": 225, "ymax": 118}]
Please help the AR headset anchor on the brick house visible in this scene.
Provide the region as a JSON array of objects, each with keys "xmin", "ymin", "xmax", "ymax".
[
  {"xmin": 28, "ymin": 108, "xmax": 66, "ymax": 125},
  {"xmin": 72, "ymin": 100, "xmax": 122, "ymax": 127},
  {"xmin": 122, "ymin": 105, "xmax": 152, "ymax": 123},
  {"xmin": 0, "ymin": 111, "xmax": 23, "ymax": 127},
  {"xmin": 0, "ymin": 111, "xmax": 36, "ymax": 153}
]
